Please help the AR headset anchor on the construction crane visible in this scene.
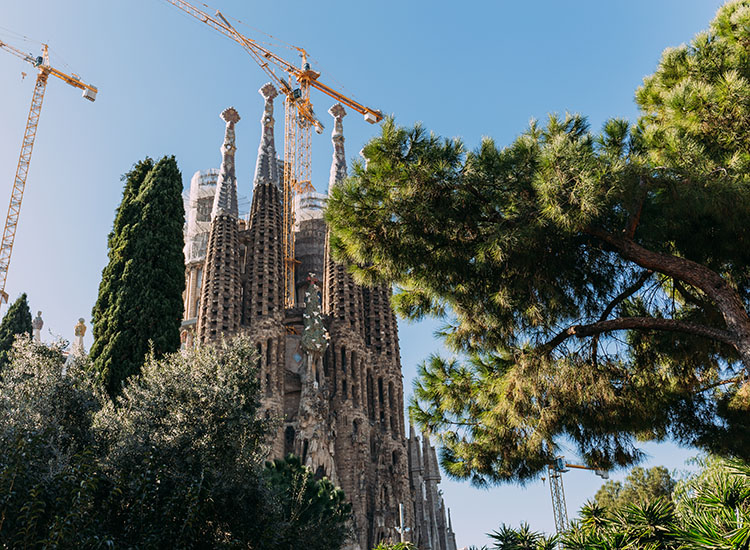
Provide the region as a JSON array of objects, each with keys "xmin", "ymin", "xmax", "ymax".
[
  {"xmin": 546, "ymin": 456, "xmax": 609, "ymax": 537},
  {"xmin": 0, "ymin": 39, "xmax": 97, "ymax": 305},
  {"xmin": 163, "ymin": 0, "xmax": 383, "ymax": 307}
]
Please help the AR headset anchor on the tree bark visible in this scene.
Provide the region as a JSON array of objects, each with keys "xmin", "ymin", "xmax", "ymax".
[{"xmin": 585, "ymin": 226, "xmax": 750, "ymax": 369}]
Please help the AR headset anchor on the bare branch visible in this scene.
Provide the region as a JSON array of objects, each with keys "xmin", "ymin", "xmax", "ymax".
[
  {"xmin": 599, "ymin": 270, "xmax": 653, "ymax": 323},
  {"xmin": 543, "ymin": 316, "xmax": 735, "ymax": 355},
  {"xmin": 591, "ymin": 269, "xmax": 653, "ymax": 366}
]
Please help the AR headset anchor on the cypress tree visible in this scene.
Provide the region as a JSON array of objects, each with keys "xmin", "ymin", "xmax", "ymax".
[
  {"xmin": 91, "ymin": 156, "xmax": 185, "ymax": 395},
  {"xmin": 0, "ymin": 293, "xmax": 33, "ymax": 368},
  {"xmin": 90, "ymin": 158, "xmax": 154, "ymax": 361}
]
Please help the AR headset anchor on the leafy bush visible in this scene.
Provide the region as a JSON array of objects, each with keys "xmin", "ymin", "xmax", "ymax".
[{"xmin": 0, "ymin": 336, "xmax": 352, "ymax": 549}]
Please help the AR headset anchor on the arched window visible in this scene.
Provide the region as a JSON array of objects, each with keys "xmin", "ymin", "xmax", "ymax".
[
  {"xmin": 378, "ymin": 378, "xmax": 385, "ymax": 425},
  {"xmin": 389, "ymin": 381, "xmax": 396, "ymax": 431},
  {"xmin": 284, "ymin": 426, "xmax": 295, "ymax": 457},
  {"xmin": 367, "ymin": 372, "xmax": 375, "ymax": 421}
]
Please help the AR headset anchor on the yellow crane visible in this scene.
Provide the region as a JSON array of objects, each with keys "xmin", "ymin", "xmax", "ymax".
[
  {"xmin": 0, "ymin": 39, "xmax": 97, "ymax": 305},
  {"xmin": 546, "ymin": 456, "xmax": 609, "ymax": 537},
  {"xmin": 163, "ymin": 0, "xmax": 383, "ymax": 307}
]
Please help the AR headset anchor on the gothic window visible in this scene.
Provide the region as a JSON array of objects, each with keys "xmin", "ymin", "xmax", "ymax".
[
  {"xmin": 341, "ymin": 347, "xmax": 347, "ymax": 372},
  {"xmin": 389, "ymin": 381, "xmax": 397, "ymax": 432},
  {"xmin": 196, "ymin": 196, "xmax": 213, "ymax": 222},
  {"xmin": 378, "ymin": 378, "xmax": 385, "ymax": 425},
  {"xmin": 367, "ymin": 372, "xmax": 375, "ymax": 421},
  {"xmin": 266, "ymin": 338, "xmax": 273, "ymax": 367},
  {"xmin": 195, "ymin": 268, "xmax": 203, "ymax": 292},
  {"xmin": 284, "ymin": 426, "xmax": 295, "ymax": 457}
]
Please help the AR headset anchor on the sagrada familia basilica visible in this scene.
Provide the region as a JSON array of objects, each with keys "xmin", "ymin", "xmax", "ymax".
[{"xmin": 179, "ymin": 83, "xmax": 458, "ymax": 550}]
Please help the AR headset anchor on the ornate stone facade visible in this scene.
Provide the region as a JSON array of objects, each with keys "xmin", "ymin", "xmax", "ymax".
[{"xmin": 182, "ymin": 84, "xmax": 457, "ymax": 550}]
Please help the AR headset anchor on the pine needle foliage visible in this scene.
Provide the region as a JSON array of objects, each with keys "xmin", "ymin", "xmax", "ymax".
[
  {"xmin": 326, "ymin": 1, "xmax": 750, "ymax": 483},
  {"xmin": 0, "ymin": 292, "xmax": 32, "ymax": 369},
  {"xmin": 90, "ymin": 156, "xmax": 185, "ymax": 396}
]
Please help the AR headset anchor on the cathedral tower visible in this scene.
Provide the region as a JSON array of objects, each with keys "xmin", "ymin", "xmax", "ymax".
[
  {"xmin": 242, "ymin": 83, "xmax": 284, "ymax": 327},
  {"xmin": 197, "ymin": 107, "xmax": 242, "ymax": 343},
  {"xmin": 239, "ymin": 83, "xmax": 286, "ymax": 437},
  {"xmin": 323, "ymin": 104, "xmax": 365, "ymax": 335},
  {"xmin": 182, "ymin": 93, "xmax": 457, "ymax": 550}
]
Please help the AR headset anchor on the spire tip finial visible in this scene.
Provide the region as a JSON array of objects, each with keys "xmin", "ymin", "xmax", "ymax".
[
  {"xmin": 328, "ymin": 103, "xmax": 347, "ymax": 120},
  {"xmin": 221, "ymin": 107, "xmax": 240, "ymax": 124},
  {"xmin": 259, "ymin": 82, "xmax": 278, "ymax": 102}
]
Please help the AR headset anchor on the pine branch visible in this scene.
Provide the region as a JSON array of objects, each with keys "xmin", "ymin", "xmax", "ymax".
[
  {"xmin": 584, "ymin": 226, "xmax": 750, "ymax": 361},
  {"xmin": 543, "ymin": 316, "xmax": 735, "ymax": 354},
  {"xmin": 673, "ymin": 279, "xmax": 715, "ymax": 312},
  {"xmin": 625, "ymin": 177, "xmax": 647, "ymax": 239},
  {"xmin": 591, "ymin": 269, "xmax": 653, "ymax": 365}
]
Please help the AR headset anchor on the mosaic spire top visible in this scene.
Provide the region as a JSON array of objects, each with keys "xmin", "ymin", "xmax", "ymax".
[
  {"xmin": 212, "ymin": 107, "xmax": 241, "ymax": 218},
  {"xmin": 327, "ymin": 103, "xmax": 347, "ymax": 195},
  {"xmin": 253, "ymin": 83, "xmax": 280, "ymax": 190}
]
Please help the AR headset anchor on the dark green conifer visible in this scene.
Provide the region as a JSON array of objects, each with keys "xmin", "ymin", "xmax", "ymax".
[
  {"xmin": 90, "ymin": 158, "xmax": 154, "ymax": 362},
  {"xmin": 0, "ymin": 293, "xmax": 33, "ymax": 368},
  {"xmin": 90, "ymin": 156, "xmax": 185, "ymax": 395}
]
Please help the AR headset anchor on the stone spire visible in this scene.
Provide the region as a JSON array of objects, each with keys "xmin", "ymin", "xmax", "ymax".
[
  {"xmin": 328, "ymin": 103, "xmax": 347, "ymax": 195},
  {"xmin": 197, "ymin": 108, "xmax": 243, "ymax": 343},
  {"xmin": 242, "ymin": 83, "xmax": 284, "ymax": 323},
  {"xmin": 323, "ymin": 104, "xmax": 365, "ymax": 336},
  {"xmin": 212, "ymin": 107, "xmax": 240, "ymax": 218},
  {"xmin": 253, "ymin": 82, "xmax": 280, "ymax": 190}
]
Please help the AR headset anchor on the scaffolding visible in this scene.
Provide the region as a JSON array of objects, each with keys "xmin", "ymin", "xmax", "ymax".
[{"xmin": 183, "ymin": 169, "xmax": 219, "ymax": 263}]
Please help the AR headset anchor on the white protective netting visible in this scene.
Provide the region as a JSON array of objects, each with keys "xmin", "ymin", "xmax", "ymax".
[
  {"xmin": 184, "ymin": 169, "xmax": 219, "ymax": 262},
  {"xmin": 294, "ymin": 191, "xmax": 326, "ymax": 229}
]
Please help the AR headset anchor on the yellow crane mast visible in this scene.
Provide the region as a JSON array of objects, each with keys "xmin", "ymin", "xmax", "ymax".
[
  {"xmin": 163, "ymin": 0, "xmax": 383, "ymax": 307},
  {"xmin": 0, "ymin": 39, "xmax": 97, "ymax": 305}
]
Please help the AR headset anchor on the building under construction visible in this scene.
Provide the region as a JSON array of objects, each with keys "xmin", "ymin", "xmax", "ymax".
[{"xmin": 180, "ymin": 84, "xmax": 458, "ymax": 550}]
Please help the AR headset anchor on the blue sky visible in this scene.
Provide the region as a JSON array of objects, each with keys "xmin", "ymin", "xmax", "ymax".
[{"xmin": 0, "ymin": 0, "xmax": 728, "ymax": 547}]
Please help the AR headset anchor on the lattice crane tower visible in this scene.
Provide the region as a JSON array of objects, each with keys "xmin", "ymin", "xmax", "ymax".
[{"xmin": 0, "ymin": 38, "xmax": 97, "ymax": 306}]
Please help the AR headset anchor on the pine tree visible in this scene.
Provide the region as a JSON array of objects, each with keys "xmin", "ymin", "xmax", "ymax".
[
  {"xmin": 326, "ymin": 1, "xmax": 750, "ymax": 482},
  {"xmin": 0, "ymin": 293, "xmax": 32, "ymax": 368},
  {"xmin": 90, "ymin": 156, "xmax": 185, "ymax": 395}
]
